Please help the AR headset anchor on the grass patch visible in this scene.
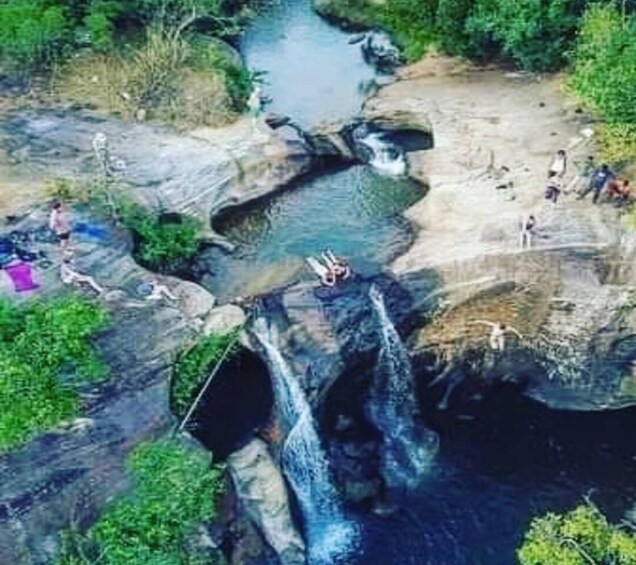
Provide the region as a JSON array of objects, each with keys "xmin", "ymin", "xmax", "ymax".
[
  {"xmin": 58, "ymin": 438, "xmax": 226, "ymax": 565},
  {"xmin": 53, "ymin": 30, "xmax": 251, "ymax": 127},
  {"xmin": 0, "ymin": 296, "xmax": 108, "ymax": 453},
  {"xmin": 171, "ymin": 332, "xmax": 240, "ymax": 418}
]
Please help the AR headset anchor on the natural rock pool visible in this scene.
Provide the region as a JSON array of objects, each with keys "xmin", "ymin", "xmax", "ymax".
[{"xmin": 197, "ymin": 166, "xmax": 423, "ymax": 301}]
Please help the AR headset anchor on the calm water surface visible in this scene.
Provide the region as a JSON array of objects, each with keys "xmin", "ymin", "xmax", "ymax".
[
  {"xmin": 200, "ymin": 166, "xmax": 423, "ymax": 301},
  {"xmin": 240, "ymin": 0, "xmax": 377, "ymax": 127}
]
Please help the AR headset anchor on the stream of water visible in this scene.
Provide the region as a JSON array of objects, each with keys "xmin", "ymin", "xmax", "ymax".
[
  {"xmin": 368, "ymin": 285, "xmax": 438, "ymax": 492},
  {"xmin": 252, "ymin": 319, "xmax": 359, "ymax": 564}
]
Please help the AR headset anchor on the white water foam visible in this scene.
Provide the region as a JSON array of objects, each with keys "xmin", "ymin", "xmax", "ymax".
[
  {"xmin": 253, "ymin": 318, "xmax": 359, "ymax": 564},
  {"xmin": 368, "ymin": 285, "xmax": 438, "ymax": 491},
  {"xmin": 359, "ymin": 132, "xmax": 407, "ymax": 176}
]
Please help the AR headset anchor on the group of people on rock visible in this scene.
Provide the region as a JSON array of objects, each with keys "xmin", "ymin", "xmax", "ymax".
[
  {"xmin": 49, "ymin": 200, "xmax": 176, "ymax": 301},
  {"xmin": 520, "ymin": 150, "xmax": 631, "ymax": 248},
  {"xmin": 306, "ymin": 250, "xmax": 351, "ymax": 287},
  {"xmin": 543, "ymin": 150, "xmax": 630, "ymax": 206}
]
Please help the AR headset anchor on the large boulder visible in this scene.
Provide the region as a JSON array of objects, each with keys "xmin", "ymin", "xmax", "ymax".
[{"xmin": 227, "ymin": 439, "xmax": 306, "ymax": 565}]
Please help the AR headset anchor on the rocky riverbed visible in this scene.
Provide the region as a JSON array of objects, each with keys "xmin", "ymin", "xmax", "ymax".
[{"xmin": 1, "ymin": 43, "xmax": 636, "ymax": 565}]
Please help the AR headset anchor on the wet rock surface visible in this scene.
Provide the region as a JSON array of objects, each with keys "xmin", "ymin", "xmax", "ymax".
[{"xmin": 364, "ymin": 56, "xmax": 636, "ymax": 410}]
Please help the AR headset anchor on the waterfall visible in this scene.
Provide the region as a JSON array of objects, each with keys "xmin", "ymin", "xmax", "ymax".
[
  {"xmin": 359, "ymin": 131, "xmax": 407, "ymax": 176},
  {"xmin": 368, "ymin": 285, "xmax": 438, "ymax": 491},
  {"xmin": 252, "ymin": 318, "xmax": 358, "ymax": 564}
]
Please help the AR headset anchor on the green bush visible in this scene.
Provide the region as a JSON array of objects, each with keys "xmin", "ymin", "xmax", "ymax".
[
  {"xmin": 120, "ymin": 202, "xmax": 201, "ymax": 272},
  {"xmin": 0, "ymin": 297, "xmax": 108, "ymax": 452},
  {"xmin": 59, "ymin": 438, "xmax": 226, "ymax": 565},
  {"xmin": 518, "ymin": 504, "xmax": 636, "ymax": 565},
  {"xmin": 465, "ymin": 0, "xmax": 581, "ymax": 71},
  {"xmin": 378, "ymin": 0, "xmax": 438, "ymax": 62},
  {"xmin": 0, "ymin": 0, "xmax": 70, "ymax": 75},
  {"xmin": 172, "ymin": 331, "xmax": 239, "ymax": 417},
  {"xmin": 570, "ymin": 5, "xmax": 636, "ymax": 124}
]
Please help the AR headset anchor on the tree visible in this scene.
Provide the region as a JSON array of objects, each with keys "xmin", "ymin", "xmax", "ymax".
[{"xmin": 518, "ymin": 504, "xmax": 636, "ymax": 565}]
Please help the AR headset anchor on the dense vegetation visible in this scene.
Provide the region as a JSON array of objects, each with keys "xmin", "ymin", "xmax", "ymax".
[
  {"xmin": 0, "ymin": 0, "xmax": 253, "ymax": 125},
  {"xmin": 518, "ymin": 504, "xmax": 636, "ymax": 564},
  {"xmin": 319, "ymin": 0, "xmax": 636, "ymax": 162},
  {"xmin": 0, "ymin": 296, "xmax": 108, "ymax": 452},
  {"xmin": 171, "ymin": 331, "xmax": 239, "ymax": 417},
  {"xmin": 569, "ymin": 4, "xmax": 636, "ymax": 163},
  {"xmin": 59, "ymin": 438, "xmax": 226, "ymax": 565},
  {"xmin": 119, "ymin": 201, "xmax": 202, "ymax": 272}
]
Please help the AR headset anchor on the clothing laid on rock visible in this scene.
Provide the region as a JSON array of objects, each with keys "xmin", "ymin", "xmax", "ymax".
[{"xmin": 4, "ymin": 262, "xmax": 39, "ymax": 292}]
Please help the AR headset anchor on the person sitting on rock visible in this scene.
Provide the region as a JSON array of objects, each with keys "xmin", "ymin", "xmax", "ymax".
[
  {"xmin": 60, "ymin": 252, "xmax": 104, "ymax": 295},
  {"xmin": 470, "ymin": 320, "xmax": 523, "ymax": 352},
  {"xmin": 606, "ymin": 177, "xmax": 631, "ymax": 206},
  {"xmin": 321, "ymin": 249, "xmax": 351, "ymax": 281},
  {"xmin": 545, "ymin": 173, "xmax": 562, "ymax": 204}
]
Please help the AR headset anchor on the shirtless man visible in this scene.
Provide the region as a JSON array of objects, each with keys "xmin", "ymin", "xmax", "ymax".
[
  {"xmin": 470, "ymin": 320, "xmax": 523, "ymax": 351},
  {"xmin": 49, "ymin": 200, "xmax": 72, "ymax": 251}
]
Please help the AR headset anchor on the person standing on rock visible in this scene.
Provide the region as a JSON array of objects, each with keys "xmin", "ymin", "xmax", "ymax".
[
  {"xmin": 49, "ymin": 200, "xmax": 72, "ymax": 251},
  {"xmin": 579, "ymin": 163, "xmax": 615, "ymax": 203},
  {"xmin": 470, "ymin": 320, "xmax": 522, "ymax": 352},
  {"xmin": 548, "ymin": 149, "xmax": 567, "ymax": 179},
  {"xmin": 519, "ymin": 214, "xmax": 536, "ymax": 249},
  {"xmin": 545, "ymin": 174, "xmax": 562, "ymax": 204}
]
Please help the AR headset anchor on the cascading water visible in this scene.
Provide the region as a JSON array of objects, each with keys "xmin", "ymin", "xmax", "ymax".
[
  {"xmin": 368, "ymin": 285, "xmax": 438, "ymax": 492},
  {"xmin": 359, "ymin": 132, "xmax": 407, "ymax": 176},
  {"xmin": 252, "ymin": 318, "xmax": 358, "ymax": 564}
]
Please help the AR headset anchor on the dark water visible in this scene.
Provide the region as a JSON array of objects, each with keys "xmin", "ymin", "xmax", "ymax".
[
  {"xmin": 199, "ymin": 166, "xmax": 423, "ymax": 301},
  {"xmin": 354, "ymin": 390, "xmax": 636, "ymax": 564},
  {"xmin": 240, "ymin": 0, "xmax": 377, "ymax": 127}
]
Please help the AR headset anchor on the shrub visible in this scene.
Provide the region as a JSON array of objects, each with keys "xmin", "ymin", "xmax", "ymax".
[
  {"xmin": 518, "ymin": 504, "xmax": 636, "ymax": 565},
  {"xmin": 570, "ymin": 5, "xmax": 636, "ymax": 124},
  {"xmin": 120, "ymin": 202, "xmax": 201, "ymax": 273},
  {"xmin": 58, "ymin": 438, "xmax": 226, "ymax": 565},
  {"xmin": 378, "ymin": 0, "xmax": 438, "ymax": 62},
  {"xmin": 0, "ymin": 0, "xmax": 70, "ymax": 75},
  {"xmin": 171, "ymin": 331, "xmax": 239, "ymax": 417},
  {"xmin": 0, "ymin": 297, "xmax": 108, "ymax": 452},
  {"xmin": 465, "ymin": 0, "xmax": 581, "ymax": 71}
]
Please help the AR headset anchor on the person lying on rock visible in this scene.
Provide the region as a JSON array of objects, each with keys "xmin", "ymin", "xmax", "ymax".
[
  {"xmin": 60, "ymin": 252, "xmax": 104, "ymax": 295},
  {"xmin": 137, "ymin": 279, "xmax": 178, "ymax": 301},
  {"xmin": 470, "ymin": 320, "xmax": 523, "ymax": 352},
  {"xmin": 321, "ymin": 249, "xmax": 351, "ymax": 281},
  {"xmin": 305, "ymin": 256, "xmax": 337, "ymax": 287}
]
